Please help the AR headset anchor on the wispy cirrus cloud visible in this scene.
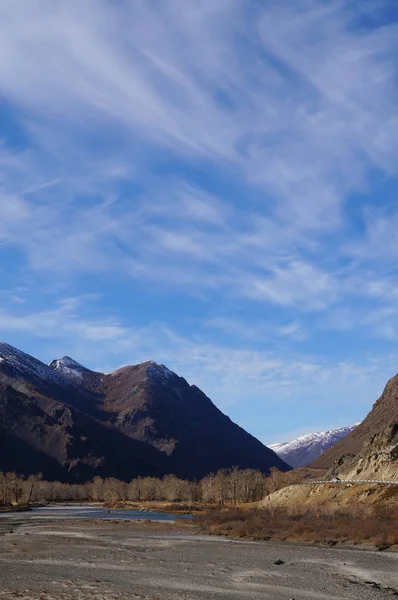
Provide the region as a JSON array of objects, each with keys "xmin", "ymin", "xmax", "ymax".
[
  {"xmin": 1, "ymin": 1, "xmax": 398, "ymax": 439},
  {"xmin": 205, "ymin": 316, "xmax": 307, "ymax": 342},
  {"xmin": 0, "ymin": 1, "xmax": 396, "ymax": 313},
  {"xmin": 1, "ymin": 1, "xmax": 397, "ymax": 216}
]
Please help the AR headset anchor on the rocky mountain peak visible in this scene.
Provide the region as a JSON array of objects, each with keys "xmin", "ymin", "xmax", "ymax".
[
  {"xmin": 49, "ymin": 356, "xmax": 94, "ymax": 381},
  {"xmin": 144, "ymin": 360, "xmax": 176, "ymax": 382},
  {"xmin": 54, "ymin": 356, "xmax": 83, "ymax": 368}
]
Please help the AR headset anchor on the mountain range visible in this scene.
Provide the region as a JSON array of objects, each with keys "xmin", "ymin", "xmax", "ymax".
[
  {"xmin": 0, "ymin": 342, "xmax": 290, "ymax": 482},
  {"xmin": 269, "ymin": 424, "xmax": 359, "ymax": 468}
]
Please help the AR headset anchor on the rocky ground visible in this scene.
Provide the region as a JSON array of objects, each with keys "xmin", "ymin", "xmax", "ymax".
[{"xmin": 1, "ymin": 515, "xmax": 398, "ymax": 599}]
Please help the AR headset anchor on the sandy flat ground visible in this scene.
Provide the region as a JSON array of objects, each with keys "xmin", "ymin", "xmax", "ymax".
[{"xmin": 1, "ymin": 515, "xmax": 398, "ymax": 599}]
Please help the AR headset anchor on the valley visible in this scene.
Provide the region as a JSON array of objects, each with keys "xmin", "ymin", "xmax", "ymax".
[{"xmin": 2, "ymin": 339, "xmax": 398, "ymax": 597}]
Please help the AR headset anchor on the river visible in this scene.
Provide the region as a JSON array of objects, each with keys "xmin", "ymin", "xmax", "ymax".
[{"xmin": 0, "ymin": 503, "xmax": 193, "ymax": 522}]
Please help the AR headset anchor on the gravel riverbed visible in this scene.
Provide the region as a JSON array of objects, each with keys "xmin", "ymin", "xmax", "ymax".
[{"xmin": 0, "ymin": 514, "xmax": 398, "ymax": 599}]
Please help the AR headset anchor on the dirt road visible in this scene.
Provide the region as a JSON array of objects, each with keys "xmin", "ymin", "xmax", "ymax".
[{"xmin": 0, "ymin": 516, "xmax": 397, "ymax": 599}]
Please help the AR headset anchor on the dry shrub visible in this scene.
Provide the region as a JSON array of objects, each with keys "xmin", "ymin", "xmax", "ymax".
[{"xmin": 199, "ymin": 505, "xmax": 398, "ymax": 549}]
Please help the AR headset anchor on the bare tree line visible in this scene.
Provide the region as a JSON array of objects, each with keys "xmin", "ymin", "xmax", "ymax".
[
  {"xmin": 0, "ymin": 472, "xmax": 42, "ymax": 507},
  {"xmin": 0, "ymin": 467, "xmax": 291, "ymax": 508}
]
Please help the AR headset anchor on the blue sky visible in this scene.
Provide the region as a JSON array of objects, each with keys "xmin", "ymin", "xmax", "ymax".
[{"xmin": 1, "ymin": 0, "xmax": 398, "ymax": 445}]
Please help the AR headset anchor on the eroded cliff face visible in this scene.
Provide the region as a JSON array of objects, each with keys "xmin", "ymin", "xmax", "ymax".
[
  {"xmin": 261, "ymin": 479, "xmax": 398, "ymax": 510},
  {"xmin": 313, "ymin": 373, "xmax": 398, "ymax": 469},
  {"xmin": 326, "ymin": 422, "xmax": 398, "ymax": 482}
]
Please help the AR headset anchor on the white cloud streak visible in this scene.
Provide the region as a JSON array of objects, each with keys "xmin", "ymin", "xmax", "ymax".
[{"xmin": 0, "ymin": 1, "xmax": 398, "ymax": 341}]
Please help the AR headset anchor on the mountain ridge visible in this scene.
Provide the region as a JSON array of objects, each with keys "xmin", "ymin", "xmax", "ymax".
[{"xmin": 0, "ymin": 342, "xmax": 290, "ymax": 482}]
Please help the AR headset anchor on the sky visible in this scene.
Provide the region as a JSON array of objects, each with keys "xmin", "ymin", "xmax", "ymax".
[{"xmin": 1, "ymin": 0, "xmax": 398, "ymax": 445}]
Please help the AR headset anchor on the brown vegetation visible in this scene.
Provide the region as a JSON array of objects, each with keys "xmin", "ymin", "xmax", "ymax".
[
  {"xmin": 199, "ymin": 505, "xmax": 398, "ymax": 549},
  {"xmin": 0, "ymin": 472, "xmax": 42, "ymax": 509}
]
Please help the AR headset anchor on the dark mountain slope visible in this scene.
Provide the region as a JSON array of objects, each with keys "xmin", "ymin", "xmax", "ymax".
[
  {"xmin": 0, "ymin": 382, "xmax": 165, "ymax": 481},
  {"xmin": 99, "ymin": 361, "xmax": 288, "ymax": 478},
  {"xmin": 313, "ymin": 373, "xmax": 398, "ymax": 469},
  {"xmin": 0, "ymin": 342, "xmax": 290, "ymax": 481}
]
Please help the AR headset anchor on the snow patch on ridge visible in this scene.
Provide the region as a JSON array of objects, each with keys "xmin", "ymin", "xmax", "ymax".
[
  {"xmin": 145, "ymin": 360, "xmax": 176, "ymax": 382},
  {"xmin": 0, "ymin": 341, "xmax": 67, "ymax": 386}
]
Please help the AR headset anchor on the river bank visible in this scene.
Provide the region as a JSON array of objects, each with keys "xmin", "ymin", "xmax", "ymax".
[{"xmin": 0, "ymin": 503, "xmax": 195, "ymax": 526}]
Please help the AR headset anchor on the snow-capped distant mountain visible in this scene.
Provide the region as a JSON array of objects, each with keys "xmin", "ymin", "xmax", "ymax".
[{"xmin": 269, "ymin": 424, "xmax": 360, "ymax": 468}]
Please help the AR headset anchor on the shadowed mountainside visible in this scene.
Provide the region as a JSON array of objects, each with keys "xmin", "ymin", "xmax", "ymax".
[{"xmin": 0, "ymin": 342, "xmax": 289, "ymax": 482}]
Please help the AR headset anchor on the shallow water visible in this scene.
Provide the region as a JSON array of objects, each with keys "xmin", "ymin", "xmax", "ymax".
[{"xmin": 0, "ymin": 504, "xmax": 193, "ymax": 521}]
